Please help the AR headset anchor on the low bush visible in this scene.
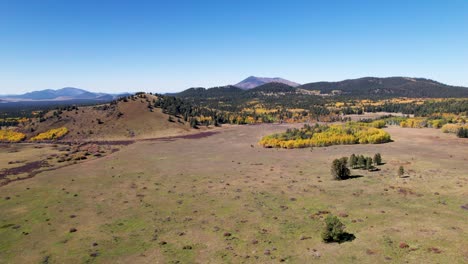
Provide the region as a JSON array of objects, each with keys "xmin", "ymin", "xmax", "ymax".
[
  {"xmin": 0, "ymin": 130, "xmax": 26, "ymax": 142},
  {"xmin": 31, "ymin": 127, "xmax": 69, "ymax": 141}
]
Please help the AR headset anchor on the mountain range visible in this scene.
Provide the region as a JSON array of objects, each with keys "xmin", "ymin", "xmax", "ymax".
[
  {"xmin": 179, "ymin": 76, "xmax": 468, "ymax": 98},
  {"xmin": 0, "ymin": 87, "xmax": 129, "ymax": 102},
  {"xmin": 3, "ymin": 76, "xmax": 468, "ymax": 104}
]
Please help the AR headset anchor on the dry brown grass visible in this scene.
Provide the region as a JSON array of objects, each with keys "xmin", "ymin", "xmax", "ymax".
[
  {"xmin": 0, "ymin": 124, "xmax": 467, "ymax": 263},
  {"xmin": 19, "ymin": 94, "xmax": 204, "ymax": 141}
]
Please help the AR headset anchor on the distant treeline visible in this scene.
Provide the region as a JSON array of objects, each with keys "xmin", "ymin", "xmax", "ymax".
[
  {"xmin": 0, "ymin": 99, "xmax": 115, "ymax": 119},
  {"xmin": 363, "ymin": 99, "xmax": 468, "ymax": 116}
]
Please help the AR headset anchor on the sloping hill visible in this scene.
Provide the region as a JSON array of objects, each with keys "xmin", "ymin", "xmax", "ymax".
[
  {"xmin": 299, "ymin": 77, "xmax": 468, "ymax": 98},
  {"xmin": 177, "ymin": 85, "xmax": 244, "ymax": 98},
  {"xmin": 19, "ymin": 93, "xmax": 195, "ymax": 141},
  {"xmin": 248, "ymin": 82, "xmax": 295, "ymax": 93},
  {"xmin": 234, "ymin": 76, "xmax": 300, "ymax": 89}
]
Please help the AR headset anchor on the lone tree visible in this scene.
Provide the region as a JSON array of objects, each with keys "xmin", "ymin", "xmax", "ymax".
[
  {"xmin": 398, "ymin": 166, "xmax": 405, "ymax": 177},
  {"xmin": 373, "ymin": 153, "xmax": 382, "ymax": 165},
  {"xmin": 321, "ymin": 214, "xmax": 346, "ymax": 243},
  {"xmin": 331, "ymin": 157, "xmax": 350, "ymax": 180},
  {"xmin": 349, "ymin": 154, "xmax": 357, "ymax": 169}
]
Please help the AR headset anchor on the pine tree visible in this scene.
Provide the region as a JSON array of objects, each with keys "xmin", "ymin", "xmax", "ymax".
[
  {"xmin": 190, "ymin": 118, "xmax": 198, "ymax": 128},
  {"xmin": 349, "ymin": 154, "xmax": 357, "ymax": 168},
  {"xmin": 365, "ymin": 157, "xmax": 373, "ymax": 170},
  {"xmin": 357, "ymin": 155, "xmax": 365, "ymax": 169},
  {"xmin": 321, "ymin": 214, "xmax": 346, "ymax": 243},
  {"xmin": 331, "ymin": 158, "xmax": 350, "ymax": 180},
  {"xmin": 373, "ymin": 153, "xmax": 382, "ymax": 165},
  {"xmin": 457, "ymin": 127, "xmax": 468, "ymax": 138}
]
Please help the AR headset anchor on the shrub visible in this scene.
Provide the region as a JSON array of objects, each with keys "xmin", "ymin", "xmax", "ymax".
[
  {"xmin": 0, "ymin": 130, "xmax": 26, "ymax": 142},
  {"xmin": 321, "ymin": 214, "xmax": 346, "ymax": 243},
  {"xmin": 31, "ymin": 127, "xmax": 69, "ymax": 141},
  {"xmin": 398, "ymin": 166, "xmax": 405, "ymax": 177}
]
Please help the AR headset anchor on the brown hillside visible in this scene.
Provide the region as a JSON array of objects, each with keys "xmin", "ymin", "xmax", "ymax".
[{"xmin": 19, "ymin": 93, "xmax": 196, "ymax": 141}]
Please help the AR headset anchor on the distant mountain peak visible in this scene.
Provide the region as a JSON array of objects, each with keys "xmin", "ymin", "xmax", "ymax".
[
  {"xmin": 0, "ymin": 87, "xmax": 126, "ymax": 102},
  {"xmin": 234, "ymin": 76, "xmax": 300, "ymax": 89}
]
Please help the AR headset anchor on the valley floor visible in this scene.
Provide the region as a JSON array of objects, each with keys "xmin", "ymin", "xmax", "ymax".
[{"xmin": 0, "ymin": 124, "xmax": 467, "ymax": 263}]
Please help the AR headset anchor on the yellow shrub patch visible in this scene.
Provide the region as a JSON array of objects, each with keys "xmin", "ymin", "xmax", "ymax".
[
  {"xmin": 0, "ymin": 130, "xmax": 26, "ymax": 142},
  {"xmin": 31, "ymin": 127, "xmax": 69, "ymax": 141}
]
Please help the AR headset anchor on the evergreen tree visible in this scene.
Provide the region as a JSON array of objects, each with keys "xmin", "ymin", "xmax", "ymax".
[
  {"xmin": 365, "ymin": 157, "xmax": 373, "ymax": 170},
  {"xmin": 190, "ymin": 118, "xmax": 198, "ymax": 128},
  {"xmin": 357, "ymin": 155, "xmax": 365, "ymax": 169},
  {"xmin": 349, "ymin": 154, "xmax": 357, "ymax": 168},
  {"xmin": 321, "ymin": 214, "xmax": 346, "ymax": 243},
  {"xmin": 331, "ymin": 157, "xmax": 350, "ymax": 180},
  {"xmin": 373, "ymin": 153, "xmax": 382, "ymax": 165},
  {"xmin": 457, "ymin": 127, "xmax": 468, "ymax": 138}
]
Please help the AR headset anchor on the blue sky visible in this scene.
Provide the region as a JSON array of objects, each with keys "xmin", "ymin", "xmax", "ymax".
[{"xmin": 1, "ymin": 0, "xmax": 467, "ymax": 94}]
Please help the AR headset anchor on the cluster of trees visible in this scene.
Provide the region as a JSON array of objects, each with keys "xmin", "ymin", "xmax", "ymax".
[
  {"xmin": 363, "ymin": 99, "xmax": 468, "ymax": 116},
  {"xmin": 394, "ymin": 116, "xmax": 468, "ymax": 138},
  {"xmin": 0, "ymin": 129, "xmax": 26, "ymax": 142},
  {"xmin": 0, "ymin": 118, "xmax": 21, "ymax": 127},
  {"xmin": 175, "ymin": 83, "xmax": 336, "ymax": 122},
  {"xmin": 349, "ymin": 153, "xmax": 382, "ymax": 170},
  {"xmin": 331, "ymin": 153, "xmax": 383, "ymax": 180},
  {"xmin": 259, "ymin": 122, "xmax": 391, "ymax": 148},
  {"xmin": 31, "ymin": 127, "xmax": 69, "ymax": 141}
]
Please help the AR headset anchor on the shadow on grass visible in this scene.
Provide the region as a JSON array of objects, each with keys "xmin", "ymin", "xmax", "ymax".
[
  {"xmin": 341, "ymin": 175, "xmax": 363, "ymax": 180},
  {"xmin": 324, "ymin": 232, "xmax": 356, "ymax": 244},
  {"xmin": 338, "ymin": 232, "xmax": 356, "ymax": 244}
]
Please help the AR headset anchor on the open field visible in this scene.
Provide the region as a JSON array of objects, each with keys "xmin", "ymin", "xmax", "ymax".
[{"xmin": 0, "ymin": 124, "xmax": 467, "ymax": 263}]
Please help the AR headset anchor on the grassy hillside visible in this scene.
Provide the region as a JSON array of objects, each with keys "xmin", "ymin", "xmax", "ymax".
[{"xmin": 19, "ymin": 93, "xmax": 194, "ymax": 141}]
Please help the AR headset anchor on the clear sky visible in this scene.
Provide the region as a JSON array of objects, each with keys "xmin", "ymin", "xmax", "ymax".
[{"xmin": 1, "ymin": 0, "xmax": 467, "ymax": 94}]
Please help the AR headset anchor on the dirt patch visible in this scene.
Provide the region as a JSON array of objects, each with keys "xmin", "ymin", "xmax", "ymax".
[
  {"xmin": 0, "ymin": 161, "xmax": 47, "ymax": 186},
  {"xmin": 0, "ymin": 161, "xmax": 45, "ymax": 179},
  {"xmin": 142, "ymin": 131, "xmax": 219, "ymax": 142}
]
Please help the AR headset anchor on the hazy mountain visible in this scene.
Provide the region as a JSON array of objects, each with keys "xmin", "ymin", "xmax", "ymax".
[
  {"xmin": 299, "ymin": 77, "xmax": 468, "ymax": 98},
  {"xmin": 234, "ymin": 76, "xmax": 300, "ymax": 89},
  {"xmin": 0, "ymin": 87, "xmax": 129, "ymax": 102}
]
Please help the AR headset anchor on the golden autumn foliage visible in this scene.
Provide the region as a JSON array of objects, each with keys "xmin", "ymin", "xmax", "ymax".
[
  {"xmin": 31, "ymin": 127, "xmax": 69, "ymax": 141},
  {"xmin": 400, "ymin": 118, "xmax": 427, "ymax": 128},
  {"xmin": 0, "ymin": 129, "xmax": 26, "ymax": 142},
  {"xmin": 441, "ymin": 123, "xmax": 468, "ymax": 134},
  {"xmin": 259, "ymin": 122, "xmax": 391, "ymax": 148}
]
